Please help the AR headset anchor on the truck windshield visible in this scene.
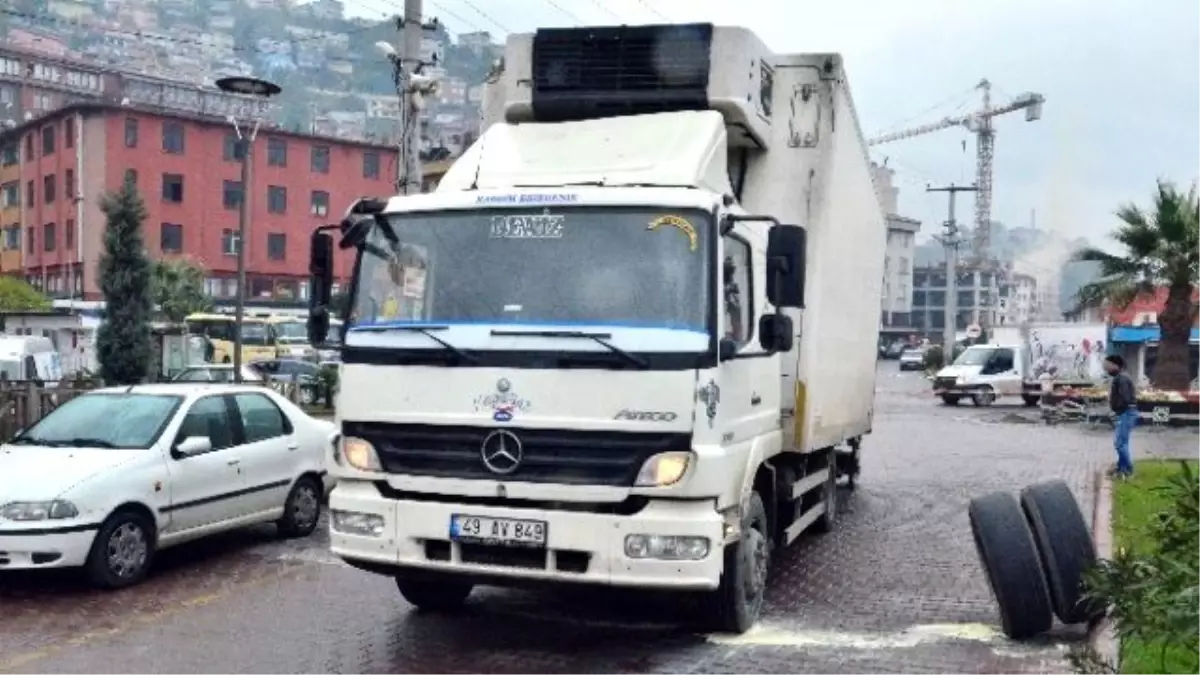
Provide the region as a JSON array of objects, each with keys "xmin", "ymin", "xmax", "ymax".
[
  {"xmin": 346, "ymin": 206, "xmax": 712, "ymax": 350},
  {"xmin": 954, "ymin": 347, "xmax": 995, "ymax": 366}
]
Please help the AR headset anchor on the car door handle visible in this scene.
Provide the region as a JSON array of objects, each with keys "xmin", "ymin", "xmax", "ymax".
[
  {"xmin": 751, "ymin": 394, "xmax": 761, "ymax": 406},
  {"xmin": 286, "ymin": 442, "xmax": 299, "ymax": 451},
  {"xmin": 227, "ymin": 459, "xmax": 241, "ymax": 466}
]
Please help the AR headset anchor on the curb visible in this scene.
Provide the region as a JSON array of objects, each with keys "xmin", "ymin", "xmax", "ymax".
[{"xmin": 1088, "ymin": 469, "xmax": 1119, "ymax": 670}]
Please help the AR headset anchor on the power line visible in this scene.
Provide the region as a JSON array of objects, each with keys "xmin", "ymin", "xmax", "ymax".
[
  {"xmin": 578, "ymin": 0, "xmax": 625, "ymax": 22},
  {"xmin": 631, "ymin": 0, "xmax": 671, "ymax": 22},
  {"xmin": 445, "ymin": 0, "xmax": 511, "ymax": 34},
  {"xmin": 540, "ymin": 0, "xmax": 585, "ymax": 24}
]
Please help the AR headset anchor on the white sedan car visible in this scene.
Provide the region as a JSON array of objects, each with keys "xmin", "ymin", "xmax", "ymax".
[{"xmin": 0, "ymin": 383, "xmax": 337, "ymax": 589}]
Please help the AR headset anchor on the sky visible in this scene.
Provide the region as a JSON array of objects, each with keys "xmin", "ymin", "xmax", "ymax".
[{"xmin": 343, "ymin": 0, "xmax": 1199, "ymax": 246}]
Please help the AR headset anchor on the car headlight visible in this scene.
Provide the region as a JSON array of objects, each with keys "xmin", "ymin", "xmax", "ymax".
[
  {"xmin": 1, "ymin": 500, "xmax": 79, "ymax": 521},
  {"xmin": 340, "ymin": 436, "xmax": 382, "ymax": 472},
  {"xmin": 634, "ymin": 451, "xmax": 692, "ymax": 487}
]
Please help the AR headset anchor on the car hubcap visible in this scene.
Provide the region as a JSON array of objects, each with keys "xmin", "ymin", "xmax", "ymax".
[
  {"xmin": 293, "ymin": 486, "xmax": 319, "ymax": 528},
  {"xmin": 107, "ymin": 522, "xmax": 147, "ymax": 578}
]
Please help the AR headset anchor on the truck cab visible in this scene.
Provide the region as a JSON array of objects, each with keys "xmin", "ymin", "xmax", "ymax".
[
  {"xmin": 306, "ymin": 23, "xmax": 885, "ymax": 633},
  {"xmin": 933, "ymin": 343, "xmax": 1024, "ymax": 406}
]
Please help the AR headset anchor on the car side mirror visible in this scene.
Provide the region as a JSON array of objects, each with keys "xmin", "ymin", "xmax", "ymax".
[
  {"xmin": 758, "ymin": 313, "xmax": 794, "ymax": 353},
  {"xmin": 175, "ymin": 436, "xmax": 213, "ymax": 457},
  {"xmin": 766, "ymin": 225, "xmax": 807, "ymax": 308}
]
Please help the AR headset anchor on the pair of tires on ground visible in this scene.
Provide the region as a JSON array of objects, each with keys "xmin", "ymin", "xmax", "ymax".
[
  {"xmin": 86, "ymin": 477, "xmax": 324, "ymax": 589},
  {"xmin": 969, "ymin": 479, "xmax": 1103, "ymax": 640}
]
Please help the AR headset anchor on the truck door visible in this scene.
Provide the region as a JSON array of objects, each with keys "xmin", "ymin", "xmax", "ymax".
[
  {"xmin": 717, "ymin": 230, "xmax": 778, "ymax": 447},
  {"xmin": 983, "ymin": 347, "xmax": 1021, "ymax": 396}
]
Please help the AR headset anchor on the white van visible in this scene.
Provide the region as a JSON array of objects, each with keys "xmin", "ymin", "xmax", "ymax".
[{"xmin": 0, "ymin": 335, "xmax": 64, "ymax": 384}]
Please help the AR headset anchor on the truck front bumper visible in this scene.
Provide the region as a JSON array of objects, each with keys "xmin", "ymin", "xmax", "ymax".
[{"xmin": 328, "ymin": 481, "xmax": 724, "ymax": 590}]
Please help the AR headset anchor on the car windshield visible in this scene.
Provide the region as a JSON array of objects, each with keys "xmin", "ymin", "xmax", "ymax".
[
  {"xmin": 347, "ymin": 206, "xmax": 711, "ymax": 351},
  {"xmin": 954, "ymin": 347, "xmax": 995, "ymax": 366},
  {"xmin": 240, "ymin": 323, "xmax": 270, "ymax": 345},
  {"xmin": 9, "ymin": 393, "xmax": 182, "ymax": 449}
]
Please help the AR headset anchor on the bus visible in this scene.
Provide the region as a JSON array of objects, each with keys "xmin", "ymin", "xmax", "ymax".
[
  {"xmin": 267, "ymin": 315, "xmax": 317, "ymax": 360},
  {"xmin": 184, "ymin": 313, "xmax": 277, "ymax": 364}
]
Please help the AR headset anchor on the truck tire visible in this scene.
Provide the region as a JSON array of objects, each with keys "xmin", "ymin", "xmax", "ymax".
[
  {"xmin": 941, "ymin": 394, "xmax": 961, "ymax": 406},
  {"xmin": 705, "ymin": 491, "xmax": 770, "ymax": 634},
  {"xmin": 1019, "ymin": 481, "xmax": 1102, "ymax": 624},
  {"xmin": 1022, "ymin": 395, "xmax": 1040, "ymax": 407},
  {"xmin": 968, "ymin": 492, "xmax": 1053, "ymax": 640},
  {"xmin": 396, "ymin": 578, "xmax": 474, "ymax": 611}
]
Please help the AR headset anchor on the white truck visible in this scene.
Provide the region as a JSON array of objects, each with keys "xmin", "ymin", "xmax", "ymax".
[
  {"xmin": 305, "ymin": 23, "xmax": 885, "ymax": 633},
  {"xmin": 932, "ymin": 322, "xmax": 1108, "ymax": 407}
]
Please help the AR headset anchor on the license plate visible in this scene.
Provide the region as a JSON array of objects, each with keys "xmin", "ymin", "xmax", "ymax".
[{"xmin": 449, "ymin": 514, "xmax": 547, "ymax": 547}]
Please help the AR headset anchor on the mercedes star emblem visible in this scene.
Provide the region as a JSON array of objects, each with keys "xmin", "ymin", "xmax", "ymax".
[
  {"xmin": 496, "ymin": 378, "xmax": 511, "ymax": 393},
  {"xmin": 480, "ymin": 429, "xmax": 523, "ymax": 475}
]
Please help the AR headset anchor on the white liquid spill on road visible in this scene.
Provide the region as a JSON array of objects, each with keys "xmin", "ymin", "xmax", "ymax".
[{"xmin": 707, "ymin": 622, "xmax": 1070, "ymax": 657}]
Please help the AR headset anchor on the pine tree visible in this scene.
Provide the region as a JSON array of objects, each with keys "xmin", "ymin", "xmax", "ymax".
[{"xmin": 96, "ymin": 178, "xmax": 154, "ymax": 385}]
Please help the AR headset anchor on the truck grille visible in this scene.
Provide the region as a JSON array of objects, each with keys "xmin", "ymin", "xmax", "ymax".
[
  {"xmin": 343, "ymin": 421, "xmax": 690, "ymax": 487},
  {"xmin": 531, "ymin": 23, "xmax": 713, "ymax": 122}
]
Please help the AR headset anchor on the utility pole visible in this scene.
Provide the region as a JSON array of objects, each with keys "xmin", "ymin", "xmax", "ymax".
[
  {"xmin": 398, "ymin": 0, "xmax": 424, "ymax": 196},
  {"xmin": 927, "ymin": 183, "xmax": 977, "ymax": 359}
]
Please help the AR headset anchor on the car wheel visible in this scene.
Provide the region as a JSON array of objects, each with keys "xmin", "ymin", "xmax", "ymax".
[
  {"xmin": 277, "ymin": 476, "xmax": 323, "ymax": 538},
  {"xmin": 85, "ymin": 509, "xmax": 156, "ymax": 589},
  {"xmin": 969, "ymin": 492, "xmax": 1053, "ymax": 640},
  {"xmin": 396, "ymin": 577, "xmax": 474, "ymax": 610},
  {"xmin": 972, "ymin": 387, "xmax": 996, "ymax": 407},
  {"xmin": 941, "ymin": 394, "xmax": 961, "ymax": 406},
  {"xmin": 704, "ymin": 491, "xmax": 770, "ymax": 633}
]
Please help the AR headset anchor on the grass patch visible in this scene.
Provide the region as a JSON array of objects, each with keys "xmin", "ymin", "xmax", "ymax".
[{"xmin": 1112, "ymin": 459, "xmax": 1200, "ymax": 674}]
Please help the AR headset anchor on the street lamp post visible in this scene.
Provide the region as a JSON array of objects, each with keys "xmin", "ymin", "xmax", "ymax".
[{"xmin": 215, "ymin": 76, "xmax": 281, "ymax": 383}]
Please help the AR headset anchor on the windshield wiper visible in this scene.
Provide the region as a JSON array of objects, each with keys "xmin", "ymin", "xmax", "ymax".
[
  {"xmin": 6, "ymin": 437, "xmax": 117, "ymax": 448},
  {"xmin": 353, "ymin": 324, "xmax": 479, "ymax": 364},
  {"xmin": 490, "ymin": 329, "xmax": 650, "ymax": 369}
]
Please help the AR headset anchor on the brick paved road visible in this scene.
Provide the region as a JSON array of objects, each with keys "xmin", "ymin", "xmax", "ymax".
[{"xmin": 2, "ymin": 363, "xmax": 1195, "ymax": 673}]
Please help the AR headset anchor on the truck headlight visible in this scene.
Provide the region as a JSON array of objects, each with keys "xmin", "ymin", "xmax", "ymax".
[
  {"xmin": 1, "ymin": 500, "xmax": 79, "ymax": 521},
  {"xmin": 340, "ymin": 436, "xmax": 382, "ymax": 472},
  {"xmin": 634, "ymin": 451, "xmax": 692, "ymax": 487},
  {"xmin": 624, "ymin": 534, "xmax": 710, "ymax": 560},
  {"xmin": 331, "ymin": 510, "xmax": 386, "ymax": 537}
]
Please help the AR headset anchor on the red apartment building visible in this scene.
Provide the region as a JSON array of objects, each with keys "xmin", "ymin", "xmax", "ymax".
[{"xmin": 1, "ymin": 102, "xmax": 402, "ymax": 304}]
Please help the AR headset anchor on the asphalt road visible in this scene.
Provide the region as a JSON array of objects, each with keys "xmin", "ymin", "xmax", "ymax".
[{"xmin": 2, "ymin": 363, "xmax": 1195, "ymax": 673}]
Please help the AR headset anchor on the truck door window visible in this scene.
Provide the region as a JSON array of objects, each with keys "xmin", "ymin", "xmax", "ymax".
[
  {"xmin": 723, "ymin": 236, "xmax": 753, "ymax": 348},
  {"xmin": 992, "ymin": 348, "xmax": 1015, "ymax": 372}
]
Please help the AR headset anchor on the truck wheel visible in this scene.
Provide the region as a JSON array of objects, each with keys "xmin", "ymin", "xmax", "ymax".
[
  {"xmin": 1019, "ymin": 481, "xmax": 1102, "ymax": 624},
  {"xmin": 396, "ymin": 577, "xmax": 474, "ymax": 611},
  {"xmin": 941, "ymin": 394, "xmax": 961, "ymax": 406},
  {"xmin": 969, "ymin": 492, "xmax": 1053, "ymax": 640},
  {"xmin": 705, "ymin": 491, "xmax": 770, "ymax": 634},
  {"xmin": 1022, "ymin": 395, "xmax": 1040, "ymax": 407},
  {"xmin": 971, "ymin": 387, "xmax": 996, "ymax": 407}
]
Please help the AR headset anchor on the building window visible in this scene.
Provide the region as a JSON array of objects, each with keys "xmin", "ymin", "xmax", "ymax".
[
  {"xmin": 723, "ymin": 235, "xmax": 753, "ymax": 348},
  {"xmin": 43, "ymin": 174, "xmax": 55, "ymax": 204},
  {"xmin": 223, "ymin": 180, "xmax": 243, "ymax": 210},
  {"xmin": 124, "ymin": 168, "xmax": 138, "ymax": 186},
  {"xmin": 223, "ymin": 133, "xmax": 245, "ymax": 161},
  {"xmin": 162, "ymin": 173, "xmax": 184, "ymax": 203},
  {"xmin": 1, "ymin": 143, "xmax": 18, "ymax": 167},
  {"xmin": 125, "ymin": 117, "xmax": 138, "ymax": 148},
  {"xmin": 311, "ymin": 145, "xmax": 330, "ymax": 173},
  {"xmin": 267, "ymin": 232, "xmax": 286, "ymax": 260},
  {"xmin": 267, "ymin": 138, "xmax": 287, "ymax": 167},
  {"xmin": 65, "ymin": 218, "xmax": 75, "ymax": 249},
  {"xmin": 221, "ymin": 228, "xmax": 240, "ymax": 255},
  {"xmin": 162, "ymin": 120, "xmax": 185, "ymax": 154},
  {"xmin": 64, "ymin": 117, "xmax": 74, "ymax": 148},
  {"xmin": 65, "ymin": 168, "xmax": 75, "ymax": 199},
  {"xmin": 310, "ymin": 190, "xmax": 329, "ymax": 216},
  {"xmin": 26, "ymin": 227, "xmax": 34, "ymax": 253},
  {"xmin": 363, "ymin": 151, "xmax": 380, "ymax": 179},
  {"xmin": 43, "ymin": 222, "xmax": 55, "ymax": 251},
  {"xmin": 25, "ymin": 180, "xmax": 34, "ymax": 206},
  {"xmin": 24, "ymin": 133, "xmax": 33, "ymax": 160},
  {"xmin": 1, "ymin": 181, "xmax": 19, "ymax": 208},
  {"xmin": 41, "ymin": 126, "xmax": 55, "ymax": 155},
  {"xmin": 160, "ymin": 222, "xmax": 183, "ymax": 253},
  {"xmin": 3, "ymin": 226, "xmax": 19, "ymax": 251},
  {"xmin": 267, "ymin": 185, "xmax": 287, "ymax": 214}
]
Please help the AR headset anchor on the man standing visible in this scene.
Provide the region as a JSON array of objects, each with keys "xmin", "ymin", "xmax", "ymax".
[{"xmin": 1104, "ymin": 355, "xmax": 1138, "ymax": 478}]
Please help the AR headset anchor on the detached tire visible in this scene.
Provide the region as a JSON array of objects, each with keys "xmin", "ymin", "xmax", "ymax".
[
  {"xmin": 969, "ymin": 492, "xmax": 1053, "ymax": 640},
  {"xmin": 396, "ymin": 578, "xmax": 473, "ymax": 610},
  {"xmin": 1020, "ymin": 480, "xmax": 1102, "ymax": 624}
]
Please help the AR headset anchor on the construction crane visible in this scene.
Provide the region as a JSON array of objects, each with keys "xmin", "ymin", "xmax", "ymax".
[{"xmin": 867, "ymin": 79, "xmax": 1045, "ymax": 267}]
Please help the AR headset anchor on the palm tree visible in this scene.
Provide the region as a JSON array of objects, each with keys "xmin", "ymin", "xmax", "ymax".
[{"xmin": 1073, "ymin": 180, "xmax": 1199, "ymax": 391}]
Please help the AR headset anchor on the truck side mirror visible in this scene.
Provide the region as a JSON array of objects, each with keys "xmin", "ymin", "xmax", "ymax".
[
  {"xmin": 758, "ymin": 314, "xmax": 794, "ymax": 353},
  {"xmin": 307, "ymin": 231, "xmax": 334, "ymax": 345},
  {"xmin": 766, "ymin": 225, "xmax": 807, "ymax": 308}
]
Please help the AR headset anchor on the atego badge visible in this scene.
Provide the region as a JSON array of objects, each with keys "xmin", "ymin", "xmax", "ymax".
[{"xmin": 614, "ymin": 410, "xmax": 678, "ymax": 422}]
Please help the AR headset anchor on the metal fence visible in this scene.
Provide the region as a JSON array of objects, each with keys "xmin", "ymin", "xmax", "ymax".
[{"xmin": 0, "ymin": 378, "xmax": 102, "ymax": 440}]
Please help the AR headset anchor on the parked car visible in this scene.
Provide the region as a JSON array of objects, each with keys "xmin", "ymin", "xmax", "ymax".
[
  {"xmin": 0, "ymin": 384, "xmax": 337, "ymax": 588},
  {"xmin": 899, "ymin": 348, "xmax": 927, "ymax": 371},
  {"xmin": 881, "ymin": 341, "xmax": 907, "ymax": 359},
  {"xmin": 171, "ymin": 364, "xmax": 263, "ymax": 383},
  {"xmin": 248, "ymin": 359, "xmax": 328, "ymax": 406}
]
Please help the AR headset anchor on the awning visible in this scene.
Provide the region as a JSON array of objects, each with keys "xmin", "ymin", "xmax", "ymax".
[{"xmin": 1110, "ymin": 325, "xmax": 1200, "ymax": 344}]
